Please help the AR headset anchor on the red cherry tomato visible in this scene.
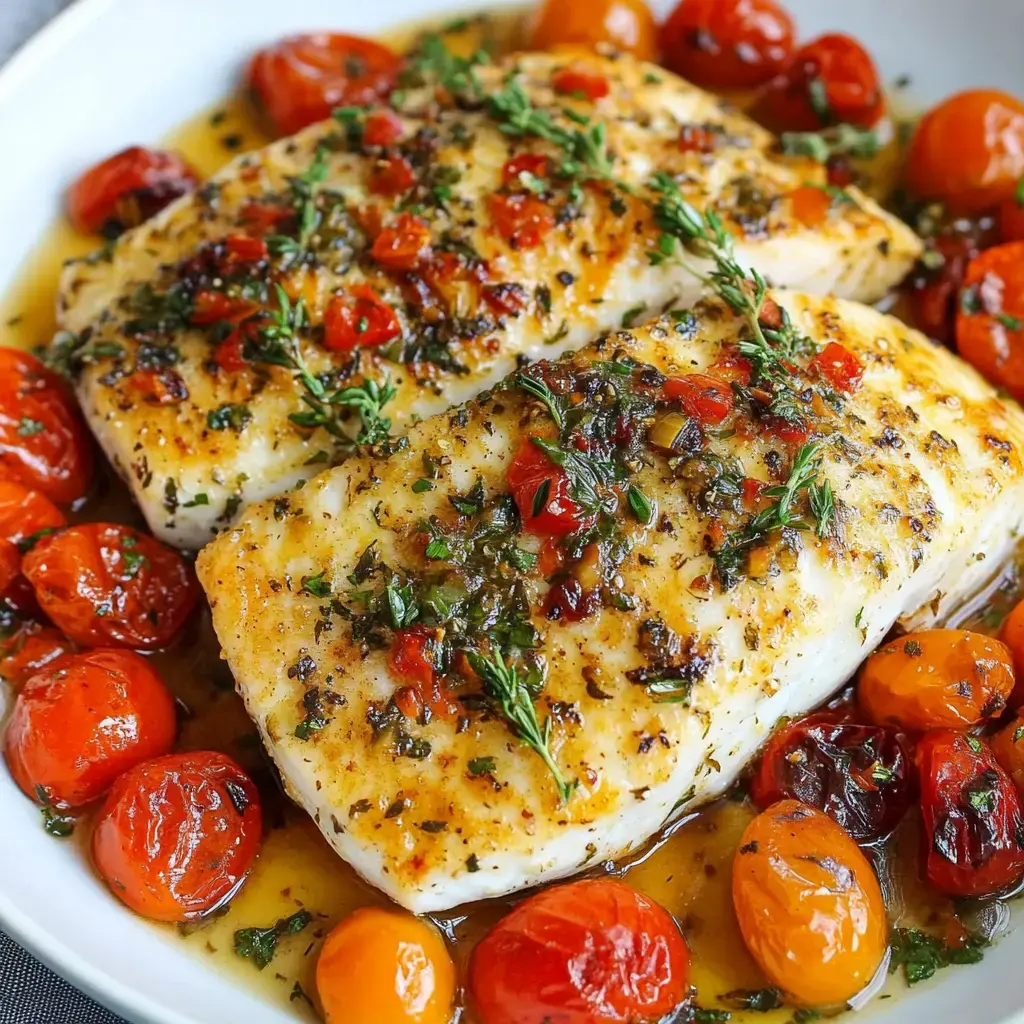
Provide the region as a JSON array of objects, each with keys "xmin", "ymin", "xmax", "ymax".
[
  {"xmin": 753, "ymin": 33, "xmax": 884, "ymax": 133},
  {"xmin": 916, "ymin": 730, "xmax": 1024, "ymax": 898},
  {"xmin": 0, "ymin": 540, "xmax": 21, "ymax": 597},
  {"xmin": 661, "ymin": 373, "xmax": 734, "ymax": 424},
  {"xmin": 1000, "ymin": 184, "xmax": 1024, "ymax": 242},
  {"xmin": 507, "ymin": 439, "xmax": 592, "ymax": 538},
  {"xmin": 470, "ymin": 878, "xmax": 688, "ymax": 1024},
  {"xmin": 0, "ymin": 478, "xmax": 65, "ymax": 551},
  {"xmin": 751, "ymin": 710, "xmax": 912, "ymax": 843},
  {"xmin": 92, "ymin": 751, "xmax": 262, "ymax": 922},
  {"xmin": 956, "ymin": 241, "xmax": 1024, "ymax": 402},
  {"xmin": 905, "ymin": 90, "xmax": 1024, "ymax": 216},
  {"xmin": 363, "ymin": 109, "xmax": 404, "ymax": 148},
  {"xmin": 22, "ymin": 523, "xmax": 199, "ymax": 650},
  {"xmin": 323, "ymin": 286, "xmax": 401, "ymax": 352},
  {"xmin": 0, "ymin": 348, "xmax": 93, "ymax": 506},
  {"xmin": 660, "ymin": 0, "xmax": 795, "ymax": 92},
  {"xmin": 811, "ymin": 342, "xmax": 864, "ymax": 393},
  {"xmin": 4, "ymin": 649, "xmax": 176, "ymax": 808},
  {"xmin": 551, "ymin": 67, "xmax": 610, "ymax": 102},
  {"xmin": 369, "ymin": 154, "xmax": 417, "ymax": 197},
  {"xmin": 66, "ymin": 147, "xmax": 198, "ymax": 236},
  {"xmin": 489, "ymin": 193, "xmax": 556, "ymax": 250},
  {"xmin": 0, "ymin": 623, "xmax": 72, "ymax": 689},
  {"xmin": 248, "ymin": 33, "xmax": 401, "ymax": 135},
  {"xmin": 371, "ymin": 213, "xmax": 432, "ymax": 272}
]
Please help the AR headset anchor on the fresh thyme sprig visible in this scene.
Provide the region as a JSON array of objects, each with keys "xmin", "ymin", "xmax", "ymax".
[
  {"xmin": 404, "ymin": 32, "xmax": 489, "ymax": 97},
  {"xmin": 781, "ymin": 123, "xmax": 879, "ymax": 165},
  {"xmin": 285, "ymin": 145, "xmax": 329, "ymax": 249},
  {"xmin": 514, "ymin": 372, "xmax": 564, "ymax": 429},
  {"xmin": 468, "ymin": 648, "xmax": 577, "ymax": 804}
]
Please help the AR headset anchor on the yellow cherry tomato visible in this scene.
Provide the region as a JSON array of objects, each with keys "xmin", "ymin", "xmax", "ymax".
[
  {"xmin": 316, "ymin": 907, "xmax": 455, "ymax": 1024},
  {"xmin": 528, "ymin": 0, "xmax": 659, "ymax": 60},
  {"xmin": 732, "ymin": 800, "xmax": 888, "ymax": 1007}
]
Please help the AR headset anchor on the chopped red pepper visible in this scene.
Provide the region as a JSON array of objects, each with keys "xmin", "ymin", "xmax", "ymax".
[
  {"xmin": 489, "ymin": 194, "xmax": 555, "ymax": 250},
  {"xmin": 363, "ymin": 109, "xmax": 404, "ymax": 147},
  {"xmin": 370, "ymin": 154, "xmax": 417, "ymax": 197},
  {"xmin": 127, "ymin": 369, "xmax": 189, "ymax": 405},
  {"xmin": 371, "ymin": 213, "xmax": 432, "ymax": 271},
  {"xmin": 323, "ymin": 286, "xmax": 401, "ymax": 352},
  {"xmin": 811, "ymin": 341, "xmax": 864, "ymax": 393},
  {"xmin": 551, "ymin": 67, "xmax": 610, "ymax": 101},
  {"xmin": 507, "ymin": 439, "xmax": 592, "ymax": 538},
  {"xmin": 238, "ymin": 201, "xmax": 292, "ymax": 236},
  {"xmin": 661, "ymin": 373, "xmax": 734, "ymax": 424},
  {"xmin": 388, "ymin": 625, "xmax": 457, "ymax": 718}
]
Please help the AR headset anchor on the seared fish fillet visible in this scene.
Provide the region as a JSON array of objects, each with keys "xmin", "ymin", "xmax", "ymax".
[
  {"xmin": 59, "ymin": 49, "xmax": 919, "ymax": 548},
  {"xmin": 197, "ymin": 291, "xmax": 1024, "ymax": 912}
]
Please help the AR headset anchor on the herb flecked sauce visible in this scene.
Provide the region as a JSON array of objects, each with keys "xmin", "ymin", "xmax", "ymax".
[{"xmin": 0, "ymin": 8, "xmax": 1019, "ymax": 1022}]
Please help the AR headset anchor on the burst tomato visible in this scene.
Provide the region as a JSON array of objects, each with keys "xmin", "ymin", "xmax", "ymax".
[
  {"xmin": 0, "ymin": 623, "xmax": 72, "ymax": 688},
  {"xmin": 371, "ymin": 213, "xmax": 432, "ymax": 271},
  {"xmin": 753, "ymin": 33, "xmax": 884, "ymax": 133},
  {"xmin": 661, "ymin": 373, "xmax": 734, "ymax": 424},
  {"xmin": 317, "ymin": 907, "xmax": 455, "ymax": 1024},
  {"xmin": 751, "ymin": 710, "xmax": 912, "ymax": 843},
  {"xmin": 905, "ymin": 90, "xmax": 1024, "ymax": 216},
  {"xmin": 323, "ymin": 286, "xmax": 401, "ymax": 351},
  {"xmin": 489, "ymin": 193, "xmax": 555, "ymax": 250},
  {"xmin": 992, "ymin": 715, "xmax": 1024, "ymax": 795},
  {"xmin": 22, "ymin": 523, "xmax": 199, "ymax": 650},
  {"xmin": 916, "ymin": 730, "xmax": 1024, "ymax": 898},
  {"xmin": 528, "ymin": 0, "xmax": 658, "ymax": 60},
  {"xmin": 92, "ymin": 751, "xmax": 262, "ymax": 922},
  {"xmin": 858, "ymin": 629, "xmax": 1014, "ymax": 731},
  {"xmin": 0, "ymin": 478, "xmax": 65, "ymax": 552},
  {"xmin": 1000, "ymin": 184, "xmax": 1024, "ymax": 242},
  {"xmin": 660, "ymin": 0, "xmax": 795, "ymax": 92},
  {"xmin": 811, "ymin": 341, "xmax": 864, "ymax": 393},
  {"xmin": 733, "ymin": 801, "xmax": 888, "ymax": 1006},
  {"xmin": 247, "ymin": 33, "xmax": 401, "ymax": 135},
  {"xmin": 1001, "ymin": 596, "xmax": 1024, "ymax": 707},
  {"xmin": 956, "ymin": 241, "xmax": 1024, "ymax": 402},
  {"xmin": 0, "ymin": 348, "xmax": 92, "ymax": 505},
  {"xmin": 4, "ymin": 649, "xmax": 176, "ymax": 808},
  {"xmin": 66, "ymin": 147, "xmax": 198, "ymax": 236},
  {"xmin": 370, "ymin": 154, "xmax": 417, "ymax": 197},
  {"xmin": 507, "ymin": 439, "xmax": 592, "ymax": 538},
  {"xmin": 469, "ymin": 878, "xmax": 689, "ymax": 1024},
  {"xmin": 551, "ymin": 67, "xmax": 610, "ymax": 102}
]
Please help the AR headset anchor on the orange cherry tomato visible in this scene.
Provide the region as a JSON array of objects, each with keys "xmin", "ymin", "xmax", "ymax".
[
  {"xmin": 858, "ymin": 629, "xmax": 1014, "ymax": 731},
  {"xmin": 370, "ymin": 154, "xmax": 417, "ymax": 197},
  {"xmin": 661, "ymin": 373, "xmax": 734, "ymax": 424},
  {"xmin": 22, "ymin": 523, "xmax": 199, "ymax": 650},
  {"xmin": 1001, "ymin": 597, "xmax": 1024, "ymax": 706},
  {"xmin": 810, "ymin": 341, "xmax": 864, "ymax": 393},
  {"xmin": 660, "ymin": 0, "xmax": 795, "ymax": 92},
  {"xmin": 66, "ymin": 146, "xmax": 198, "ymax": 236},
  {"xmin": 916, "ymin": 730, "xmax": 1024, "ymax": 898},
  {"xmin": 470, "ymin": 878, "xmax": 688, "ymax": 1024},
  {"xmin": 507, "ymin": 439, "xmax": 592, "ymax": 538},
  {"xmin": 551, "ymin": 66, "xmax": 610, "ymax": 102},
  {"xmin": 0, "ymin": 477, "xmax": 65, "ymax": 551},
  {"xmin": 789, "ymin": 185, "xmax": 832, "ymax": 229},
  {"xmin": 733, "ymin": 800, "xmax": 887, "ymax": 1007},
  {"xmin": 528, "ymin": 0, "xmax": 658, "ymax": 59},
  {"xmin": 0, "ymin": 348, "xmax": 93, "ymax": 506},
  {"xmin": 488, "ymin": 193, "xmax": 555, "ymax": 250},
  {"xmin": 753, "ymin": 33, "xmax": 884, "ymax": 133},
  {"xmin": 3, "ymin": 649, "xmax": 176, "ymax": 808},
  {"xmin": 93, "ymin": 751, "xmax": 262, "ymax": 922},
  {"xmin": 956, "ymin": 241, "xmax": 1024, "ymax": 402},
  {"xmin": 0, "ymin": 623, "xmax": 72, "ymax": 689},
  {"xmin": 905, "ymin": 90, "xmax": 1024, "ymax": 216},
  {"xmin": 371, "ymin": 213, "xmax": 432, "ymax": 272},
  {"xmin": 323, "ymin": 286, "xmax": 401, "ymax": 352},
  {"xmin": 317, "ymin": 906, "xmax": 455, "ymax": 1024},
  {"xmin": 247, "ymin": 33, "xmax": 401, "ymax": 136},
  {"xmin": 992, "ymin": 714, "xmax": 1024, "ymax": 795}
]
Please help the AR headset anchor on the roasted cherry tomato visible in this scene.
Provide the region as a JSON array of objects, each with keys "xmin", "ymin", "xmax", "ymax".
[
  {"xmin": 753, "ymin": 33, "xmax": 884, "ymax": 133},
  {"xmin": 916, "ymin": 730, "xmax": 1024, "ymax": 898},
  {"xmin": 660, "ymin": 0, "xmax": 795, "ymax": 92},
  {"xmin": 323, "ymin": 286, "xmax": 401, "ymax": 351},
  {"xmin": 247, "ymin": 33, "xmax": 401, "ymax": 135},
  {"xmin": 905, "ymin": 90, "xmax": 1024, "ymax": 216},
  {"xmin": 469, "ymin": 878, "xmax": 689, "ymax": 1024},
  {"xmin": 810, "ymin": 342, "xmax": 864, "ymax": 393},
  {"xmin": 992, "ymin": 715, "xmax": 1024, "ymax": 795},
  {"xmin": 1000, "ymin": 183, "xmax": 1024, "ymax": 242},
  {"xmin": 661, "ymin": 373, "xmax": 734, "ymax": 424},
  {"xmin": 317, "ymin": 907, "xmax": 456, "ymax": 1024},
  {"xmin": 0, "ymin": 348, "xmax": 93, "ymax": 506},
  {"xmin": 551, "ymin": 66, "xmax": 610, "ymax": 102},
  {"xmin": 508, "ymin": 439, "xmax": 592, "ymax": 538},
  {"xmin": 858, "ymin": 629, "xmax": 1013, "ymax": 731},
  {"xmin": 92, "ymin": 751, "xmax": 262, "ymax": 922},
  {"xmin": 0, "ymin": 477, "xmax": 65, "ymax": 592},
  {"xmin": 389, "ymin": 625, "xmax": 458, "ymax": 719},
  {"xmin": 956, "ymin": 242, "xmax": 1024, "ymax": 402},
  {"xmin": 66, "ymin": 147, "xmax": 198, "ymax": 236},
  {"xmin": 22, "ymin": 523, "xmax": 199, "ymax": 650},
  {"xmin": 0, "ymin": 623, "xmax": 72, "ymax": 688},
  {"xmin": 751, "ymin": 710, "xmax": 912, "ymax": 843},
  {"xmin": 371, "ymin": 213, "xmax": 432, "ymax": 271},
  {"xmin": 489, "ymin": 193, "xmax": 556, "ymax": 250},
  {"xmin": 733, "ymin": 800, "xmax": 887, "ymax": 1007},
  {"xmin": 1001, "ymin": 596, "xmax": 1024, "ymax": 707},
  {"xmin": 4, "ymin": 649, "xmax": 176, "ymax": 809},
  {"xmin": 0, "ymin": 540, "xmax": 19, "ymax": 596},
  {"xmin": 528, "ymin": 0, "xmax": 658, "ymax": 60}
]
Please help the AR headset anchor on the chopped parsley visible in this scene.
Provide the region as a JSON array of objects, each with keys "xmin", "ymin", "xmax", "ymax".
[{"xmin": 233, "ymin": 909, "xmax": 313, "ymax": 970}]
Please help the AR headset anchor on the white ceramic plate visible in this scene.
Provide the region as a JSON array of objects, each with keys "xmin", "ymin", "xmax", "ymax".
[{"xmin": 3, "ymin": 1, "xmax": 1024, "ymax": 1021}]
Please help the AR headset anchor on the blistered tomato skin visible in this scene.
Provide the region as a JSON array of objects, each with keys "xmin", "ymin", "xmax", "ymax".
[
  {"xmin": 3, "ymin": 649, "xmax": 176, "ymax": 809},
  {"xmin": 92, "ymin": 751, "xmax": 262, "ymax": 922},
  {"xmin": 66, "ymin": 146, "xmax": 199, "ymax": 236},
  {"xmin": 751, "ymin": 710, "xmax": 912, "ymax": 843},
  {"xmin": 469, "ymin": 878, "xmax": 689, "ymax": 1024},
  {"xmin": 317, "ymin": 907, "xmax": 456, "ymax": 1024},
  {"xmin": 916, "ymin": 730, "xmax": 1024, "ymax": 898},
  {"xmin": 660, "ymin": 0, "xmax": 796, "ymax": 92},
  {"xmin": 247, "ymin": 33, "xmax": 401, "ymax": 135},
  {"xmin": 0, "ymin": 348, "xmax": 93, "ymax": 506},
  {"xmin": 992, "ymin": 716, "xmax": 1024, "ymax": 795},
  {"xmin": 858, "ymin": 629, "xmax": 1014, "ymax": 731},
  {"xmin": 0, "ymin": 623, "xmax": 73, "ymax": 688},
  {"xmin": 905, "ymin": 90, "xmax": 1024, "ymax": 216},
  {"xmin": 732, "ymin": 801, "xmax": 888, "ymax": 1007},
  {"xmin": 22, "ymin": 523, "xmax": 199, "ymax": 650},
  {"xmin": 528, "ymin": 0, "xmax": 658, "ymax": 59}
]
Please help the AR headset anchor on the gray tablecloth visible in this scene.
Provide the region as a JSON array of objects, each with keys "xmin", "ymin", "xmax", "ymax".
[{"xmin": 0, "ymin": 10, "xmax": 125, "ymax": 1024}]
